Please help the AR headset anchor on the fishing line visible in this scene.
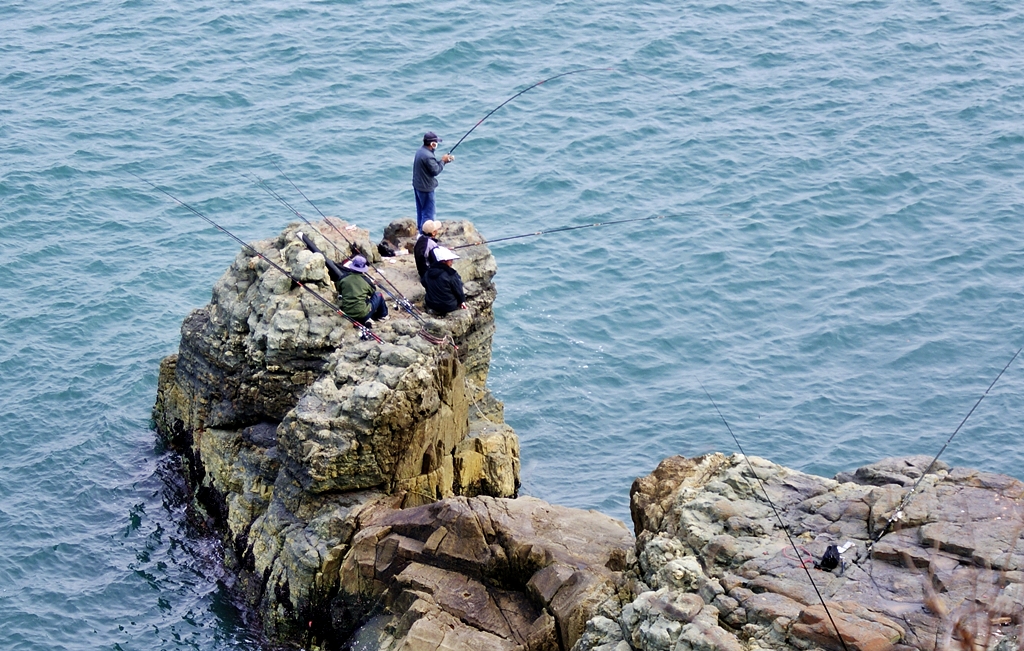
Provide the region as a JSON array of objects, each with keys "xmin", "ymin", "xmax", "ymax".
[
  {"xmin": 245, "ymin": 172, "xmax": 359, "ymax": 258},
  {"xmin": 444, "ymin": 66, "xmax": 687, "ymax": 251},
  {"xmin": 446, "ymin": 67, "xmax": 616, "ymax": 155},
  {"xmin": 129, "ymin": 172, "xmax": 383, "ymax": 343},
  {"xmin": 451, "ymin": 214, "xmax": 668, "ymax": 250},
  {"xmin": 446, "ymin": 63, "xmax": 689, "ymax": 155},
  {"xmin": 867, "ymin": 345, "xmax": 1022, "ymax": 551},
  {"xmin": 244, "ymin": 172, "xmax": 427, "ymax": 325},
  {"xmin": 258, "ymin": 155, "xmax": 421, "ymax": 319},
  {"xmin": 700, "ymin": 380, "xmax": 851, "ymax": 651}
]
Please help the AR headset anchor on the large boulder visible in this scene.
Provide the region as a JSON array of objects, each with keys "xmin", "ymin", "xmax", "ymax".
[
  {"xmin": 573, "ymin": 453, "xmax": 1024, "ymax": 651},
  {"xmin": 341, "ymin": 495, "xmax": 634, "ymax": 651},
  {"xmin": 153, "ymin": 218, "xmax": 521, "ymax": 643}
]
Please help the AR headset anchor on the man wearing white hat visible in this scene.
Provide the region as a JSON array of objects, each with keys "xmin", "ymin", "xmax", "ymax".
[{"xmin": 423, "ymin": 247, "xmax": 467, "ymax": 316}]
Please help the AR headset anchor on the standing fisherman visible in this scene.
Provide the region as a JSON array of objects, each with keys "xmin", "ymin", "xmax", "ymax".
[{"xmin": 412, "ymin": 132, "xmax": 454, "ymax": 233}]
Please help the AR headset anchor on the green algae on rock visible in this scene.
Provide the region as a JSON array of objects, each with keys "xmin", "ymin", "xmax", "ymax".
[{"xmin": 153, "ymin": 218, "xmax": 531, "ymax": 643}]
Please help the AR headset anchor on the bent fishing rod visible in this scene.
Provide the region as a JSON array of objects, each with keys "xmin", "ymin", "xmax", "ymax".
[
  {"xmin": 451, "ymin": 214, "xmax": 667, "ymax": 250},
  {"xmin": 867, "ymin": 345, "xmax": 1022, "ymax": 552},
  {"xmin": 445, "ymin": 64, "xmax": 690, "ymax": 155},
  {"xmin": 261, "ymin": 157, "xmax": 418, "ymax": 316},
  {"xmin": 244, "ymin": 172, "xmax": 427, "ymax": 325},
  {"xmin": 129, "ymin": 172, "xmax": 383, "ymax": 343},
  {"xmin": 446, "ymin": 67, "xmax": 615, "ymax": 155},
  {"xmin": 700, "ymin": 381, "xmax": 851, "ymax": 651}
]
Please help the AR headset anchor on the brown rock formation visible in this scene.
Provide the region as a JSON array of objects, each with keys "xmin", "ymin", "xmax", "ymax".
[
  {"xmin": 153, "ymin": 218, "xmax": 522, "ymax": 641},
  {"xmin": 153, "ymin": 218, "xmax": 633, "ymax": 650},
  {"xmin": 151, "ymin": 216, "xmax": 1024, "ymax": 651},
  {"xmin": 573, "ymin": 453, "xmax": 1024, "ymax": 651},
  {"xmin": 341, "ymin": 495, "xmax": 633, "ymax": 650}
]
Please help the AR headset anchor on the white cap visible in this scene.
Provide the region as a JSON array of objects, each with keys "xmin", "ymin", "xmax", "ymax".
[{"xmin": 432, "ymin": 246, "xmax": 459, "ymax": 262}]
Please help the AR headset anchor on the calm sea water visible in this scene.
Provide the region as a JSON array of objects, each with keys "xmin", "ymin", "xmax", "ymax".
[{"xmin": 3, "ymin": 0, "xmax": 1024, "ymax": 648}]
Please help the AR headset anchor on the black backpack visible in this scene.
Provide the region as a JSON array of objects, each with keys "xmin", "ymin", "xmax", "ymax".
[{"xmin": 815, "ymin": 544, "xmax": 841, "ymax": 572}]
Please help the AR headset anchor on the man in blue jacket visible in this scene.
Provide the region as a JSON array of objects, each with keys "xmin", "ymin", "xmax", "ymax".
[{"xmin": 412, "ymin": 132, "xmax": 454, "ymax": 233}]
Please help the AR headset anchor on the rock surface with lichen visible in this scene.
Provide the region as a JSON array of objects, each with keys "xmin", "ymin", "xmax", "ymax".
[
  {"xmin": 153, "ymin": 217, "xmax": 636, "ymax": 649},
  {"xmin": 572, "ymin": 453, "xmax": 1024, "ymax": 651},
  {"xmin": 153, "ymin": 218, "xmax": 527, "ymax": 642}
]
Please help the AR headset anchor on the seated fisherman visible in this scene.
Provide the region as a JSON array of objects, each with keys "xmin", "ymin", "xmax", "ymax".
[
  {"xmin": 423, "ymin": 247, "xmax": 468, "ymax": 316},
  {"xmin": 413, "ymin": 220, "xmax": 441, "ymax": 286},
  {"xmin": 336, "ymin": 255, "xmax": 388, "ymax": 325}
]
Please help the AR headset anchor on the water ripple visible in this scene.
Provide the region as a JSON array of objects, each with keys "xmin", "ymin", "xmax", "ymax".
[{"xmin": 4, "ymin": 0, "xmax": 1024, "ymax": 647}]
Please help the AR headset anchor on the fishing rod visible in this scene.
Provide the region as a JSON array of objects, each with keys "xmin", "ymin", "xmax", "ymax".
[
  {"xmin": 261, "ymin": 157, "xmax": 417, "ymax": 316},
  {"xmin": 129, "ymin": 172, "xmax": 383, "ymax": 343},
  {"xmin": 446, "ymin": 67, "xmax": 616, "ymax": 155},
  {"xmin": 451, "ymin": 214, "xmax": 667, "ymax": 250},
  {"xmin": 245, "ymin": 168, "xmax": 457, "ymax": 349},
  {"xmin": 445, "ymin": 64, "xmax": 691, "ymax": 155},
  {"xmin": 244, "ymin": 173, "xmax": 427, "ymax": 325},
  {"xmin": 246, "ymin": 172, "xmax": 359, "ymax": 258},
  {"xmin": 867, "ymin": 345, "xmax": 1022, "ymax": 551},
  {"xmin": 700, "ymin": 381, "xmax": 851, "ymax": 651}
]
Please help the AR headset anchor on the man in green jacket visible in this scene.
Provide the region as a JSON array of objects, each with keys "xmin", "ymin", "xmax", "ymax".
[{"xmin": 336, "ymin": 256, "xmax": 389, "ymax": 325}]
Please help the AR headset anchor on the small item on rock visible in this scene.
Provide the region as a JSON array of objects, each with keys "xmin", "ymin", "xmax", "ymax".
[{"xmin": 815, "ymin": 543, "xmax": 841, "ymax": 572}]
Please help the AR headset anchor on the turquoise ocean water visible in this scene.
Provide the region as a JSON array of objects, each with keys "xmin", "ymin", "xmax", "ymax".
[{"xmin": 3, "ymin": 0, "xmax": 1024, "ymax": 647}]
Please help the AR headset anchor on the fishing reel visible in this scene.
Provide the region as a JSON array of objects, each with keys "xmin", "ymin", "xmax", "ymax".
[{"xmin": 394, "ymin": 298, "xmax": 418, "ymax": 316}]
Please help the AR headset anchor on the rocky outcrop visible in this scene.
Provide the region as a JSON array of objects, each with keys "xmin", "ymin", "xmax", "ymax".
[
  {"xmin": 155, "ymin": 218, "xmax": 1024, "ymax": 651},
  {"xmin": 574, "ymin": 453, "xmax": 1024, "ymax": 651},
  {"xmin": 153, "ymin": 218, "xmax": 531, "ymax": 643},
  {"xmin": 154, "ymin": 217, "xmax": 637, "ymax": 650}
]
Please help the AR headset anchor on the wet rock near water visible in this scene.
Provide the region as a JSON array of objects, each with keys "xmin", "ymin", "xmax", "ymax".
[
  {"xmin": 573, "ymin": 453, "xmax": 1024, "ymax": 651},
  {"xmin": 154, "ymin": 218, "xmax": 1024, "ymax": 651},
  {"xmin": 153, "ymin": 218, "xmax": 528, "ymax": 645}
]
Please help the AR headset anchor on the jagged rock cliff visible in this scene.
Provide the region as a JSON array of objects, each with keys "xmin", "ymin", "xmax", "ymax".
[
  {"xmin": 154, "ymin": 218, "xmax": 1024, "ymax": 651},
  {"xmin": 153, "ymin": 218, "xmax": 632, "ymax": 649},
  {"xmin": 153, "ymin": 219, "xmax": 517, "ymax": 637}
]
